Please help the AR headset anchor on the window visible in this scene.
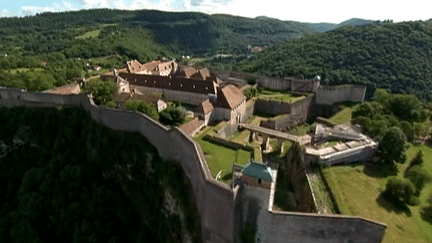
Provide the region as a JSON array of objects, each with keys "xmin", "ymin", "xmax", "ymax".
[
  {"xmin": 135, "ymin": 79, "xmax": 137, "ymax": 82},
  {"xmin": 257, "ymin": 179, "xmax": 262, "ymax": 185},
  {"xmin": 169, "ymin": 82, "xmax": 171, "ymax": 86},
  {"xmin": 180, "ymin": 84, "xmax": 183, "ymax": 88},
  {"xmin": 206, "ymin": 87, "xmax": 208, "ymax": 90},
  {"xmin": 145, "ymin": 80, "xmax": 147, "ymax": 83},
  {"xmin": 154, "ymin": 81, "xmax": 156, "ymax": 84},
  {"xmin": 193, "ymin": 85, "xmax": 196, "ymax": 89}
]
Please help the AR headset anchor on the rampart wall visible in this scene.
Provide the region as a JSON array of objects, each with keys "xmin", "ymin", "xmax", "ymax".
[
  {"xmin": 264, "ymin": 211, "xmax": 386, "ymax": 243},
  {"xmin": 254, "ymin": 99, "xmax": 292, "ymax": 116},
  {"xmin": 0, "ymin": 87, "xmax": 385, "ymax": 243},
  {"xmin": 260, "ymin": 95, "xmax": 316, "ymax": 131},
  {"xmin": 215, "ymin": 71, "xmax": 319, "ymax": 92},
  {"xmin": 315, "ymin": 85, "xmax": 366, "ymax": 106}
]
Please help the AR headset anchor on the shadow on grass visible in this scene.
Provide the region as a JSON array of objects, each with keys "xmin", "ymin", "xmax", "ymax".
[
  {"xmin": 363, "ymin": 163, "xmax": 398, "ymax": 178},
  {"xmin": 221, "ymin": 172, "xmax": 233, "ymax": 181},
  {"xmin": 420, "ymin": 206, "xmax": 432, "ymax": 225},
  {"xmin": 376, "ymin": 193, "xmax": 412, "ymax": 217}
]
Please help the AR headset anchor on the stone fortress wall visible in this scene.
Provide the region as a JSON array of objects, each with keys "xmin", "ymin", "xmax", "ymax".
[
  {"xmin": 214, "ymin": 71, "xmax": 320, "ymax": 92},
  {"xmin": 0, "ymin": 87, "xmax": 386, "ymax": 243},
  {"xmin": 316, "ymin": 85, "xmax": 366, "ymax": 106}
]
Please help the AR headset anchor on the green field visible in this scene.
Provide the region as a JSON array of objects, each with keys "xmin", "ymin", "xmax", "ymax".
[
  {"xmin": 194, "ymin": 128, "xmax": 253, "ymax": 184},
  {"xmin": 76, "ymin": 29, "xmax": 101, "ymax": 39},
  {"xmin": 322, "ymin": 143, "xmax": 432, "ymax": 243}
]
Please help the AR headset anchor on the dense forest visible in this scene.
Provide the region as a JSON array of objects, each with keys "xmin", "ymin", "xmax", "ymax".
[
  {"xmin": 206, "ymin": 20, "xmax": 432, "ymax": 101},
  {"xmin": 0, "ymin": 107, "xmax": 201, "ymax": 243},
  {"xmin": 0, "ymin": 9, "xmax": 318, "ymax": 92}
]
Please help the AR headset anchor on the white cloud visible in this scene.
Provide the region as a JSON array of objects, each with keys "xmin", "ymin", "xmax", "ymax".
[
  {"xmin": 0, "ymin": 9, "xmax": 11, "ymax": 17},
  {"xmin": 19, "ymin": 1, "xmax": 78, "ymax": 16},
  {"xmin": 4, "ymin": 0, "xmax": 431, "ymax": 23}
]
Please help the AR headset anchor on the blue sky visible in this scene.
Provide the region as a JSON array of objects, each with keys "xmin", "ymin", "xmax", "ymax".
[{"xmin": 0, "ymin": 0, "xmax": 431, "ymax": 24}]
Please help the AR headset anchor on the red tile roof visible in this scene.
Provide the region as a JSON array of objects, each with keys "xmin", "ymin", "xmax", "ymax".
[
  {"xmin": 116, "ymin": 92, "xmax": 131, "ymax": 103},
  {"xmin": 180, "ymin": 117, "xmax": 205, "ymax": 136},
  {"xmin": 216, "ymin": 85, "xmax": 246, "ymax": 109},
  {"xmin": 196, "ymin": 99, "xmax": 214, "ymax": 114}
]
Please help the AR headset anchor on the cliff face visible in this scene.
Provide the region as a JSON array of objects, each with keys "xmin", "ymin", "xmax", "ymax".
[{"xmin": 0, "ymin": 106, "xmax": 201, "ymax": 243}]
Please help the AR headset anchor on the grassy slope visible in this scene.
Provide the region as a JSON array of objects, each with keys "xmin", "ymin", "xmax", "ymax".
[
  {"xmin": 322, "ymin": 144, "xmax": 432, "ymax": 243},
  {"xmin": 328, "ymin": 105, "xmax": 354, "ymax": 125}
]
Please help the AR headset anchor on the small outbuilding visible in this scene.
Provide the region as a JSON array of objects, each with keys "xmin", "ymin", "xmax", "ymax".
[{"xmin": 241, "ymin": 161, "xmax": 274, "ymax": 189}]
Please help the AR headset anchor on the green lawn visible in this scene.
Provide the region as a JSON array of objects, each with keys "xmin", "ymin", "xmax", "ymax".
[
  {"xmin": 321, "ymin": 143, "xmax": 432, "ymax": 243},
  {"xmin": 76, "ymin": 29, "xmax": 101, "ymax": 39},
  {"xmin": 194, "ymin": 128, "xmax": 253, "ymax": 184},
  {"xmin": 289, "ymin": 123, "xmax": 312, "ymax": 135},
  {"xmin": 328, "ymin": 105, "xmax": 353, "ymax": 125},
  {"xmin": 257, "ymin": 88, "xmax": 305, "ymax": 103}
]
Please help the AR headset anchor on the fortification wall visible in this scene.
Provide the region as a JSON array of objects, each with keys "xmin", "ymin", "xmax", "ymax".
[
  {"xmin": 0, "ymin": 87, "xmax": 235, "ymax": 243},
  {"xmin": 243, "ymin": 100, "xmax": 255, "ymax": 123},
  {"xmin": 254, "ymin": 99, "xmax": 291, "ymax": 116},
  {"xmin": 260, "ymin": 95, "xmax": 315, "ymax": 131},
  {"xmin": 315, "ymin": 85, "xmax": 366, "ymax": 106},
  {"xmin": 215, "ymin": 71, "xmax": 319, "ymax": 92},
  {"xmin": 264, "ymin": 211, "xmax": 386, "ymax": 243}
]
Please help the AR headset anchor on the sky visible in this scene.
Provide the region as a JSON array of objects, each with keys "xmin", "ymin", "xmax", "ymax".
[{"xmin": 0, "ymin": 0, "xmax": 431, "ymax": 24}]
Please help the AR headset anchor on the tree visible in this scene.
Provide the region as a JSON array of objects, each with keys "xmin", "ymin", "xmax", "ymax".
[
  {"xmin": 387, "ymin": 94, "xmax": 426, "ymax": 122},
  {"xmin": 383, "ymin": 177, "xmax": 417, "ymax": 205},
  {"xmin": 159, "ymin": 106, "xmax": 186, "ymax": 125},
  {"xmin": 124, "ymin": 99, "xmax": 159, "ymax": 120},
  {"xmin": 243, "ymin": 87, "xmax": 258, "ymax": 99},
  {"xmin": 408, "ymin": 150, "xmax": 424, "ymax": 168},
  {"xmin": 378, "ymin": 126, "xmax": 407, "ymax": 165},
  {"xmin": 399, "ymin": 121, "xmax": 414, "ymax": 142},
  {"xmin": 352, "ymin": 102, "xmax": 382, "ymax": 119},
  {"xmin": 404, "ymin": 165, "xmax": 431, "ymax": 196},
  {"xmin": 421, "ymin": 193, "xmax": 432, "ymax": 224},
  {"xmin": 85, "ymin": 79, "xmax": 118, "ymax": 105}
]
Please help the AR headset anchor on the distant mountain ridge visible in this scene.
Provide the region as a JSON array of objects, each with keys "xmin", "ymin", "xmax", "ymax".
[{"xmin": 306, "ymin": 18, "xmax": 375, "ymax": 32}]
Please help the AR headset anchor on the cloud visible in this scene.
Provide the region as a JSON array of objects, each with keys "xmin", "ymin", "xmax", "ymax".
[
  {"xmin": 0, "ymin": 9, "xmax": 12, "ymax": 17},
  {"xmin": 20, "ymin": 1, "xmax": 78, "ymax": 16}
]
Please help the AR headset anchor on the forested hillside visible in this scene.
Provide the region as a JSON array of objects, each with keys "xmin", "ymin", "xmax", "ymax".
[
  {"xmin": 0, "ymin": 107, "xmax": 201, "ymax": 243},
  {"xmin": 211, "ymin": 21, "xmax": 432, "ymax": 100},
  {"xmin": 0, "ymin": 9, "xmax": 316, "ymax": 92}
]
